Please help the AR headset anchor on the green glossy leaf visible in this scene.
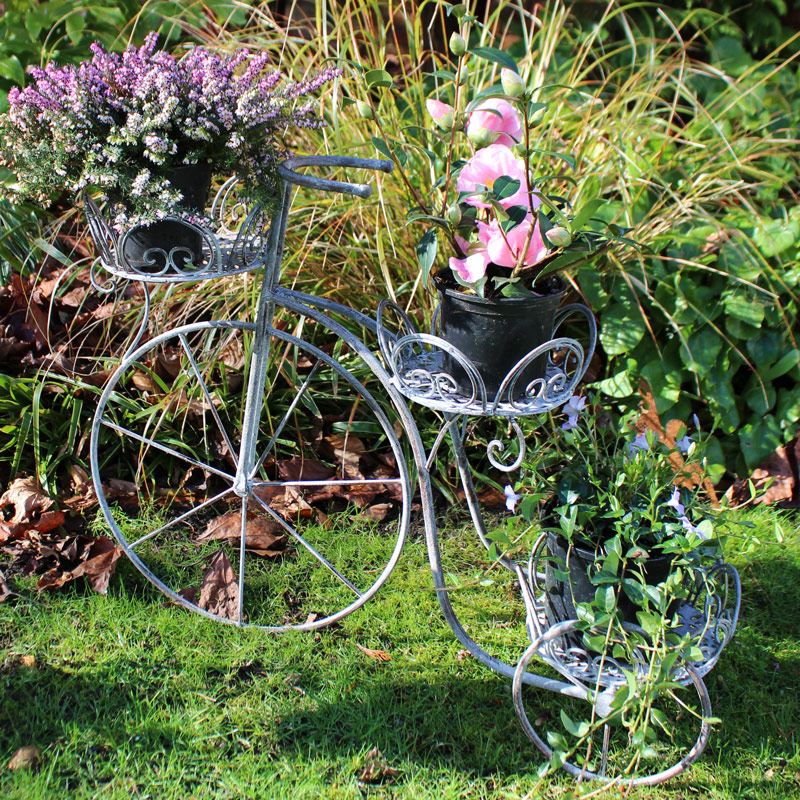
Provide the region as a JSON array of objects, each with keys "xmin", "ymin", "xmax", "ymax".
[
  {"xmin": 470, "ymin": 46, "xmax": 517, "ymax": 73},
  {"xmin": 593, "ymin": 367, "xmax": 635, "ymax": 398},
  {"xmin": 365, "ymin": 69, "xmax": 393, "ymax": 88},
  {"xmin": 371, "ymin": 137, "xmax": 392, "ymax": 160},
  {"xmin": 723, "ymin": 293, "xmax": 765, "ymax": 326},
  {"xmin": 493, "ymin": 176, "xmax": 521, "ymax": 201},
  {"xmin": 599, "ymin": 298, "xmax": 645, "ymax": 356},
  {"xmin": 738, "ymin": 416, "xmax": 782, "ymax": 471},
  {"xmin": 0, "ymin": 56, "xmax": 25, "ymax": 86},
  {"xmin": 743, "ymin": 373, "xmax": 775, "ymax": 415},
  {"xmin": 765, "ymin": 349, "xmax": 800, "ymax": 381},
  {"xmin": 65, "ymin": 12, "xmax": 85, "ymax": 45},
  {"xmin": 570, "ymin": 198, "xmax": 604, "ymax": 233},
  {"xmin": 683, "ymin": 329, "xmax": 724, "ymax": 374},
  {"xmin": 416, "ymin": 229, "xmax": 438, "ymax": 285}
]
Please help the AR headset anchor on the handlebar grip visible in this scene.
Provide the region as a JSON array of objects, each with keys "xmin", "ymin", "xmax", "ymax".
[{"xmin": 278, "ymin": 156, "xmax": 393, "ymax": 198}]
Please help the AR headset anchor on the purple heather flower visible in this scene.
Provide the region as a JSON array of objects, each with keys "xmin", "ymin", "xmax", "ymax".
[{"xmin": 504, "ymin": 485, "xmax": 521, "ymax": 513}]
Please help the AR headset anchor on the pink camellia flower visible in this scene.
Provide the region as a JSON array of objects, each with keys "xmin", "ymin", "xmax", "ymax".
[
  {"xmin": 477, "ymin": 215, "xmax": 548, "ymax": 269},
  {"xmin": 457, "ymin": 144, "xmax": 534, "ymax": 209},
  {"xmin": 466, "ymin": 98, "xmax": 523, "ymax": 147},
  {"xmin": 425, "ymin": 98, "xmax": 455, "ymax": 129},
  {"xmin": 449, "ymin": 247, "xmax": 491, "ymax": 283}
]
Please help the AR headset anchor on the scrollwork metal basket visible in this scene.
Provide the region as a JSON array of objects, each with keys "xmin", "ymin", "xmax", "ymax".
[
  {"xmin": 376, "ymin": 298, "xmax": 597, "ymax": 418},
  {"xmin": 83, "ymin": 177, "xmax": 271, "ymax": 285}
]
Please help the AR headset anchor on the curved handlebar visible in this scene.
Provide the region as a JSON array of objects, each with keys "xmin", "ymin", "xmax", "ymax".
[{"xmin": 278, "ymin": 156, "xmax": 393, "ymax": 198}]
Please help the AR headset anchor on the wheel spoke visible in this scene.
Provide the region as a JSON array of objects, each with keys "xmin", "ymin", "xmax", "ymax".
[
  {"xmin": 250, "ymin": 359, "xmax": 321, "ymax": 480},
  {"xmin": 129, "ymin": 486, "xmax": 235, "ymax": 549},
  {"xmin": 178, "ymin": 333, "xmax": 239, "ymax": 470},
  {"xmin": 252, "ymin": 478, "xmax": 403, "ymax": 489},
  {"xmin": 251, "ymin": 491, "xmax": 362, "ymax": 597},
  {"xmin": 600, "ymin": 723, "xmax": 610, "ymax": 778},
  {"xmin": 238, "ymin": 494, "xmax": 247, "ymax": 625},
  {"xmin": 100, "ymin": 417, "xmax": 235, "ymax": 482}
]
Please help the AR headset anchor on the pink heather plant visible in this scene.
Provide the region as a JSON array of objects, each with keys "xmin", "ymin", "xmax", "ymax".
[{"xmin": 0, "ymin": 33, "xmax": 339, "ymax": 228}]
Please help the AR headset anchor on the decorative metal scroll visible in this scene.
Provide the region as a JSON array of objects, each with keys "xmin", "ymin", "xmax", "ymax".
[
  {"xmin": 83, "ymin": 181, "xmax": 271, "ymax": 284},
  {"xmin": 377, "ymin": 298, "xmax": 596, "ymax": 419},
  {"xmin": 519, "ymin": 537, "xmax": 742, "ymax": 691},
  {"xmin": 487, "ymin": 418, "xmax": 526, "ymax": 472}
]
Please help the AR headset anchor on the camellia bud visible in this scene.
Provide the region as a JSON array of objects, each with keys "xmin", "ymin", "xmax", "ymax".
[
  {"xmin": 546, "ymin": 226, "xmax": 572, "ymax": 248},
  {"xmin": 467, "ymin": 126, "xmax": 496, "ymax": 148},
  {"xmin": 445, "ymin": 204, "xmax": 462, "ymax": 226},
  {"xmin": 500, "ymin": 68, "xmax": 526, "ymax": 98},
  {"xmin": 356, "ymin": 100, "xmax": 374, "ymax": 119},
  {"xmin": 512, "ymin": 143, "xmax": 528, "ymax": 158},
  {"xmin": 449, "ymin": 32, "xmax": 467, "ymax": 56}
]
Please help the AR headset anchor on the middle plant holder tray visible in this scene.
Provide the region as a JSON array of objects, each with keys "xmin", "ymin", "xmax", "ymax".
[{"xmin": 377, "ymin": 298, "xmax": 597, "ymax": 418}]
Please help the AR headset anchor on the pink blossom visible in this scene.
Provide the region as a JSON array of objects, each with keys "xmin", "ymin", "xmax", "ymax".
[
  {"xmin": 425, "ymin": 99, "xmax": 454, "ymax": 128},
  {"xmin": 457, "ymin": 144, "xmax": 534, "ymax": 209},
  {"xmin": 477, "ymin": 215, "xmax": 549, "ymax": 269},
  {"xmin": 466, "ymin": 98, "xmax": 523, "ymax": 147},
  {"xmin": 449, "ymin": 247, "xmax": 491, "ymax": 283}
]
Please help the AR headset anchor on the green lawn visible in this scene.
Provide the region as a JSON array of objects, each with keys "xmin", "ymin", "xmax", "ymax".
[{"xmin": 1, "ymin": 506, "xmax": 799, "ymax": 800}]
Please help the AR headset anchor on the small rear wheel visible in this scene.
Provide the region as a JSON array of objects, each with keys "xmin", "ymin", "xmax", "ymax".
[
  {"xmin": 512, "ymin": 620, "xmax": 713, "ymax": 786},
  {"xmin": 91, "ymin": 320, "xmax": 412, "ymax": 630}
]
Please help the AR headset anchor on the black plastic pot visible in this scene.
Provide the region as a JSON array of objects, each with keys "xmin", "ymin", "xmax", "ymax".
[
  {"xmin": 544, "ymin": 530, "xmax": 676, "ymax": 637},
  {"xmin": 433, "ymin": 270, "xmax": 567, "ymax": 401},
  {"xmin": 120, "ymin": 163, "xmax": 213, "ymax": 272}
]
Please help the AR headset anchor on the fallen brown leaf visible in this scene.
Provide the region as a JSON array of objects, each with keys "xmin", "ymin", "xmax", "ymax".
[
  {"xmin": 197, "ymin": 513, "xmax": 289, "ymax": 557},
  {"xmin": 0, "ymin": 477, "xmax": 64, "ymax": 544},
  {"xmin": 356, "ymin": 747, "xmax": 398, "ymax": 785},
  {"xmin": 277, "ymin": 456, "xmax": 336, "ymax": 482},
  {"xmin": 7, "ymin": 745, "xmax": 42, "ymax": 771},
  {"xmin": 364, "ymin": 503, "xmax": 392, "ymax": 522},
  {"xmin": 35, "ymin": 534, "xmax": 122, "ymax": 594},
  {"xmin": 195, "ymin": 549, "xmax": 242, "ymax": 622},
  {"xmin": 20, "ymin": 654, "xmax": 36, "ymax": 668},
  {"xmin": 0, "ymin": 569, "xmax": 11, "ymax": 603},
  {"xmin": 725, "ymin": 442, "xmax": 796, "ymax": 506},
  {"xmin": 355, "ymin": 643, "xmax": 391, "ymax": 662},
  {"xmin": 636, "ymin": 379, "xmax": 717, "ymax": 504},
  {"xmin": 320, "ymin": 433, "xmax": 366, "ymax": 479}
]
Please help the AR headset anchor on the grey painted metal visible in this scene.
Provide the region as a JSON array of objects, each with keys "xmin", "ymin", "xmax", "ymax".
[
  {"xmin": 85, "ymin": 154, "xmax": 739, "ymax": 784},
  {"xmin": 376, "ymin": 298, "xmax": 595, "ymax": 417},
  {"xmin": 278, "ymin": 156, "xmax": 393, "ymax": 198},
  {"xmin": 521, "ymin": 532, "xmax": 742, "ymax": 684},
  {"xmin": 512, "ymin": 619, "xmax": 713, "ymax": 786},
  {"xmin": 90, "ymin": 320, "xmax": 412, "ymax": 631}
]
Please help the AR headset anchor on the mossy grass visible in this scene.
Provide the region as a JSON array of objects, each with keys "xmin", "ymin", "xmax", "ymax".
[{"xmin": 1, "ymin": 505, "xmax": 798, "ymax": 799}]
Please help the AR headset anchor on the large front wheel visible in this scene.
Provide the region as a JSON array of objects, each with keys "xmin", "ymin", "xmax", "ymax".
[{"xmin": 91, "ymin": 320, "xmax": 412, "ymax": 630}]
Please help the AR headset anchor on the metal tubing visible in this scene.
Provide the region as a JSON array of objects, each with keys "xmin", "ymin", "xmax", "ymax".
[{"xmin": 278, "ymin": 156, "xmax": 393, "ymax": 198}]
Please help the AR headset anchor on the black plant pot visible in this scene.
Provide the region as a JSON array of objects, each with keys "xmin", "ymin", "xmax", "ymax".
[
  {"xmin": 544, "ymin": 530, "xmax": 677, "ymax": 647},
  {"xmin": 433, "ymin": 269, "xmax": 567, "ymax": 401},
  {"xmin": 120, "ymin": 163, "xmax": 213, "ymax": 272}
]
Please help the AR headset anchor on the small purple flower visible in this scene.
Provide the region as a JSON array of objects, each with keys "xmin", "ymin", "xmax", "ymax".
[
  {"xmin": 666, "ymin": 487, "xmax": 685, "ymax": 516},
  {"xmin": 561, "ymin": 395, "xmax": 586, "ymax": 431},
  {"xmin": 680, "ymin": 515, "xmax": 700, "ymax": 535},
  {"xmin": 677, "ymin": 435, "xmax": 693, "ymax": 454},
  {"xmin": 504, "ymin": 485, "xmax": 521, "ymax": 513},
  {"xmin": 627, "ymin": 432, "xmax": 649, "ymax": 456}
]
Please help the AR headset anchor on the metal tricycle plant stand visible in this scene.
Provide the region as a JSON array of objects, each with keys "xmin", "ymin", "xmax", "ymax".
[{"xmin": 86, "ymin": 156, "xmax": 741, "ymax": 786}]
